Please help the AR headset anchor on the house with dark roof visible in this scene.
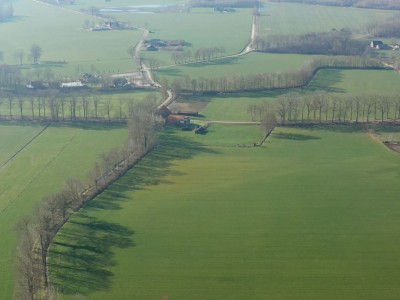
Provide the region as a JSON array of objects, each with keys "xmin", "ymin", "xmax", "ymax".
[{"xmin": 370, "ymin": 40, "xmax": 384, "ymax": 50}]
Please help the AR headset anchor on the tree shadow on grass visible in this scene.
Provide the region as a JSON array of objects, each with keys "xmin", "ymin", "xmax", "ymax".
[
  {"xmin": 305, "ymin": 69, "xmax": 345, "ymax": 94},
  {"xmin": 48, "ymin": 213, "xmax": 134, "ymax": 296},
  {"xmin": 49, "ymin": 129, "xmax": 219, "ymax": 295},
  {"xmin": 285, "ymin": 123, "xmax": 367, "ymax": 134},
  {"xmin": 273, "ymin": 132, "xmax": 320, "ymax": 141}
]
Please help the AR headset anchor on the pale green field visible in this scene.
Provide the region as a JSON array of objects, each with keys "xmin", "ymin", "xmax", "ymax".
[
  {"xmin": 0, "ymin": 0, "xmax": 141, "ymax": 75},
  {"xmin": 0, "ymin": 123, "xmax": 45, "ymax": 163},
  {"xmin": 306, "ymin": 69, "xmax": 400, "ymax": 95},
  {"xmin": 117, "ymin": 8, "xmax": 254, "ymax": 65},
  {"xmin": 0, "ymin": 123, "xmax": 127, "ymax": 299},
  {"xmin": 258, "ymin": 2, "xmax": 398, "ymax": 36},
  {"xmin": 155, "ymin": 53, "xmax": 316, "ymax": 83},
  {"xmin": 50, "ymin": 126, "xmax": 400, "ymax": 299},
  {"xmin": 67, "ymin": 0, "xmax": 186, "ymax": 11}
]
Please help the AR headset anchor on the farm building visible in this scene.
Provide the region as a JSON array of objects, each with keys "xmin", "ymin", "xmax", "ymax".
[
  {"xmin": 370, "ymin": 40, "xmax": 384, "ymax": 50},
  {"xmin": 157, "ymin": 106, "xmax": 172, "ymax": 118},
  {"xmin": 166, "ymin": 115, "xmax": 191, "ymax": 127},
  {"xmin": 26, "ymin": 81, "xmax": 48, "ymax": 89},
  {"xmin": 60, "ymin": 81, "xmax": 85, "ymax": 88}
]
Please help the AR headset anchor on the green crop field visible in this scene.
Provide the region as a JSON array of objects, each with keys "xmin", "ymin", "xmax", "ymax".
[
  {"xmin": 50, "ymin": 125, "xmax": 400, "ymax": 299},
  {"xmin": 188, "ymin": 69, "xmax": 400, "ymax": 123},
  {"xmin": 306, "ymin": 69, "xmax": 400, "ymax": 95},
  {"xmin": 66, "ymin": 0, "xmax": 187, "ymax": 12},
  {"xmin": 0, "ymin": 123, "xmax": 127, "ymax": 299},
  {"xmin": 0, "ymin": 0, "xmax": 141, "ymax": 76},
  {"xmin": 155, "ymin": 53, "xmax": 316, "ymax": 83},
  {"xmin": 3, "ymin": 0, "xmax": 400, "ymax": 299},
  {"xmin": 258, "ymin": 2, "xmax": 397, "ymax": 36},
  {"xmin": 116, "ymin": 8, "xmax": 253, "ymax": 65},
  {"xmin": 0, "ymin": 123, "xmax": 45, "ymax": 163}
]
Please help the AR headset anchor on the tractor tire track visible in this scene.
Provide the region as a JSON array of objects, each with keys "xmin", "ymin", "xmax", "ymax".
[
  {"xmin": 0, "ymin": 123, "xmax": 51, "ymax": 172},
  {"xmin": 0, "ymin": 131, "xmax": 77, "ymax": 217}
]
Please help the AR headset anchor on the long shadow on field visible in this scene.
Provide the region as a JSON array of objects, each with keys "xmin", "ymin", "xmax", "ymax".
[
  {"xmin": 287, "ymin": 124, "xmax": 367, "ymax": 134},
  {"xmin": 273, "ymin": 132, "xmax": 321, "ymax": 141},
  {"xmin": 306, "ymin": 69, "xmax": 345, "ymax": 94},
  {"xmin": 86, "ymin": 129, "xmax": 218, "ymax": 212},
  {"xmin": 48, "ymin": 213, "xmax": 134, "ymax": 295},
  {"xmin": 49, "ymin": 129, "xmax": 218, "ymax": 295}
]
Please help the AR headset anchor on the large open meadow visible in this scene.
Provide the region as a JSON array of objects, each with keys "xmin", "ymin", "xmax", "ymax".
[
  {"xmin": 2, "ymin": 0, "xmax": 400, "ymax": 299},
  {"xmin": 49, "ymin": 125, "xmax": 400, "ymax": 300},
  {"xmin": 0, "ymin": 0, "xmax": 142, "ymax": 76},
  {"xmin": 116, "ymin": 7, "xmax": 253, "ymax": 65},
  {"xmin": 0, "ymin": 122, "xmax": 127, "ymax": 298},
  {"xmin": 258, "ymin": 2, "xmax": 398, "ymax": 36}
]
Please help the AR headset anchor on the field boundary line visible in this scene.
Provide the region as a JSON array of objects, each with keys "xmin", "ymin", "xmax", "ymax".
[
  {"xmin": 0, "ymin": 123, "xmax": 51, "ymax": 172},
  {"xmin": 0, "ymin": 125, "xmax": 77, "ymax": 219}
]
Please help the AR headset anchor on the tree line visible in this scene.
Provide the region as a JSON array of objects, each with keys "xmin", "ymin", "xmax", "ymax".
[
  {"xmin": 269, "ymin": 0, "xmax": 400, "ymax": 10},
  {"xmin": 0, "ymin": 92, "xmax": 159, "ymax": 122},
  {"xmin": 14, "ymin": 100, "xmax": 162, "ymax": 300},
  {"xmin": 365, "ymin": 17, "xmax": 400, "ymax": 38},
  {"xmin": 170, "ymin": 47, "xmax": 226, "ymax": 65},
  {"xmin": 0, "ymin": 0, "xmax": 13, "ymax": 21},
  {"xmin": 254, "ymin": 30, "xmax": 369, "ymax": 56},
  {"xmin": 189, "ymin": 0, "xmax": 259, "ymax": 8},
  {"xmin": 166, "ymin": 56, "xmax": 383, "ymax": 94},
  {"xmin": 249, "ymin": 92, "xmax": 400, "ymax": 124}
]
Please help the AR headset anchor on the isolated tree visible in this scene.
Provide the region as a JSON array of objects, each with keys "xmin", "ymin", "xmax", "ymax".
[
  {"xmin": 261, "ymin": 111, "xmax": 277, "ymax": 137},
  {"xmin": 30, "ymin": 44, "xmax": 42, "ymax": 65},
  {"xmin": 15, "ymin": 216, "xmax": 38, "ymax": 300},
  {"xmin": 127, "ymin": 46, "xmax": 135, "ymax": 60},
  {"xmin": 93, "ymin": 96, "xmax": 100, "ymax": 119},
  {"xmin": 104, "ymin": 98, "xmax": 112, "ymax": 121},
  {"xmin": 7, "ymin": 95, "xmax": 13, "ymax": 119},
  {"xmin": 17, "ymin": 97, "xmax": 24, "ymax": 119},
  {"xmin": 14, "ymin": 50, "xmax": 24, "ymax": 65}
]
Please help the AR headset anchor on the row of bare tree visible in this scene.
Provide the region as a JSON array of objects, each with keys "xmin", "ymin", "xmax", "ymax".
[
  {"xmin": 168, "ymin": 56, "xmax": 382, "ymax": 94},
  {"xmin": 254, "ymin": 30, "xmax": 368, "ymax": 56},
  {"xmin": 0, "ymin": 92, "xmax": 159, "ymax": 121},
  {"xmin": 170, "ymin": 47, "xmax": 226, "ymax": 65},
  {"xmin": 249, "ymin": 92, "xmax": 400, "ymax": 124},
  {"xmin": 270, "ymin": 0, "xmax": 400, "ymax": 10},
  {"xmin": 14, "ymin": 101, "xmax": 161, "ymax": 300}
]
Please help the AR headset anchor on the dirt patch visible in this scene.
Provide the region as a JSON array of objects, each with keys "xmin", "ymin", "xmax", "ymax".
[
  {"xmin": 366, "ymin": 130, "xmax": 400, "ymax": 154},
  {"xmin": 384, "ymin": 142, "xmax": 400, "ymax": 153}
]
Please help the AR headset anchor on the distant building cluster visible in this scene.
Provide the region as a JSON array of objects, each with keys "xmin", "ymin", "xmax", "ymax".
[{"xmin": 370, "ymin": 40, "xmax": 400, "ymax": 50}]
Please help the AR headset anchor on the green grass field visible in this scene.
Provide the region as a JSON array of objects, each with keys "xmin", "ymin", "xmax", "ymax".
[
  {"xmin": 258, "ymin": 2, "xmax": 397, "ymax": 36},
  {"xmin": 306, "ymin": 69, "xmax": 400, "ymax": 95},
  {"xmin": 0, "ymin": 0, "xmax": 141, "ymax": 76},
  {"xmin": 116, "ymin": 8, "xmax": 253, "ymax": 65},
  {"xmin": 0, "ymin": 123, "xmax": 127, "ymax": 299},
  {"xmin": 49, "ymin": 125, "xmax": 400, "ymax": 299},
  {"xmin": 155, "ymin": 53, "xmax": 316, "ymax": 83},
  {"xmin": 187, "ymin": 69, "xmax": 400, "ymax": 123},
  {"xmin": 0, "ymin": 123, "xmax": 45, "ymax": 163}
]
